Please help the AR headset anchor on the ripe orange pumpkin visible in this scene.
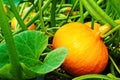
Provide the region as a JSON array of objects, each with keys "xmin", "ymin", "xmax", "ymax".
[{"xmin": 52, "ymin": 22, "xmax": 108, "ymax": 76}]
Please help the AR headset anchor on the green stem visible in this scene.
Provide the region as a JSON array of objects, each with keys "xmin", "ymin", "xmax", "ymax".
[
  {"xmin": 44, "ymin": 14, "xmax": 80, "ymax": 21},
  {"xmin": 8, "ymin": 0, "xmax": 27, "ymax": 30},
  {"xmin": 39, "ymin": 0, "xmax": 45, "ymax": 31},
  {"xmin": 66, "ymin": 0, "xmax": 79, "ymax": 22},
  {"xmin": 109, "ymin": 55, "xmax": 120, "ymax": 74},
  {"xmin": 50, "ymin": 0, "xmax": 56, "ymax": 27},
  {"xmin": 73, "ymin": 74, "xmax": 111, "ymax": 80},
  {"xmin": 81, "ymin": 0, "xmax": 118, "ymax": 27},
  {"xmin": 56, "ymin": 4, "xmax": 72, "ymax": 7},
  {"xmin": 26, "ymin": 0, "xmax": 52, "ymax": 27},
  {"xmin": 91, "ymin": 18, "xmax": 95, "ymax": 29},
  {"xmin": 79, "ymin": 0, "xmax": 84, "ymax": 23},
  {"xmin": 77, "ymin": 0, "xmax": 104, "ymax": 22},
  {"xmin": 56, "ymin": 0, "xmax": 64, "ymax": 13},
  {"xmin": 0, "ymin": 1, "xmax": 22, "ymax": 80},
  {"xmin": 105, "ymin": 0, "xmax": 111, "ymax": 14},
  {"xmin": 101, "ymin": 25, "xmax": 120, "ymax": 38},
  {"xmin": 109, "ymin": 0, "xmax": 120, "ymax": 17},
  {"xmin": 107, "ymin": 73, "xmax": 120, "ymax": 80},
  {"xmin": 38, "ymin": 0, "xmax": 53, "ymax": 36},
  {"xmin": 19, "ymin": 3, "xmax": 25, "ymax": 15},
  {"xmin": 22, "ymin": 0, "xmax": 38, "ymax": 20},
  {"xmin": 110, "ymin": 62, "xmax": 116, "ymax": 76}
]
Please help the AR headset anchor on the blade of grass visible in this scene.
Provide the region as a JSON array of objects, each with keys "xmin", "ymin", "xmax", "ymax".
[{"xmin": 0, "ymin": 1, "xmax": 22, "ymax": 80}]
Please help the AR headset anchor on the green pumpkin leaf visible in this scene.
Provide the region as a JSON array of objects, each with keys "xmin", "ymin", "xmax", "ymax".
[
  {"xmin": 0, "ymin": 30, "xmax": 68, "ymax": 79},
  {"xmin": 0, "ymin": 45, "xmax": 14, "ymax": 78},
  {"xmin": 0, "ymin": 64, "xmax": 12, "ymax": 79},
  {"xmin": 0, "ymin": 31, "xmax": 48, "ymax": 79},
  {"xmin": 14, "ymin": 30, "xmax": 48, "ymax": 59},
  {"xmin": 30, "ymin": 47, "xmax": 68, "ymax": 74}
]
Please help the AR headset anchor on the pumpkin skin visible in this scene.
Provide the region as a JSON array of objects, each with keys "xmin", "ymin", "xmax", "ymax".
[{"xmin": 52, "ymin": 22, "xmax": 108, "ymax": 76}]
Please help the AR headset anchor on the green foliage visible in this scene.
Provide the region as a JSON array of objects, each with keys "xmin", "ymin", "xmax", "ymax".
[
  {"xmin": 81, "ymin": 0, "xmax": 117, "ymax": 26},
  {"xmin": 109, "ymin": 0, "xmax": 120, "ymax": 17},
  {"xmin": 3, "ymin": 0, "xmax": 20, "ymax": 7},
  {"xmin": 0, "ymin": 31, "xmax": 68, "ymax": 79},
  {"xmin": 72, "ymin": 74, "xmax": 111, "ymax": 80},
  {"xmin": 30, "ymin": 47, "xmax": 68, "ymax": 74},
  {"xmin": 0, "ymin": 0, "xmax": 120, "ymax": 79},
  {"xmin": 3, "ymin": 0, "xmax": 34, "ymax": 7}
]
